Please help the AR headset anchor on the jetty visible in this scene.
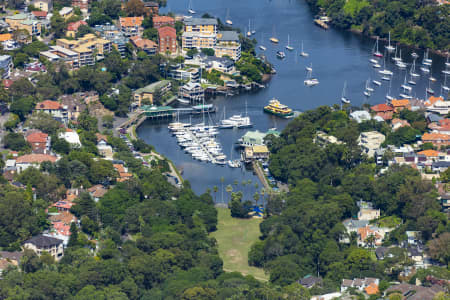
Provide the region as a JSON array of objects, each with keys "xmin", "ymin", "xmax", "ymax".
[{"xmin": 314, "ymin": 19, "xmax": 329, "ymax": 29}]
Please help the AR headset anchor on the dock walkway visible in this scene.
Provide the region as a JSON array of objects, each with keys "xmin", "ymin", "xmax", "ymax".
[{"xmin": 185, "ymin": 127, "xmax": 217, "ymax": 164}]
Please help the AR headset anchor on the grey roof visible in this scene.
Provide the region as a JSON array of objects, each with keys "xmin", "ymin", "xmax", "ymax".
[
  {"xmin": 0, "ymin": 251, "xmax": 23, "ymax": 262},
  {"xmin": 299, "ymin": 275, "xmax": 322, "ymax": 288},
  {"xmin": 24, "ymin": 235, "xmax": 63, "ymax": 248},
  {"xmin": 218, "ymin": 31, "xmax": 239, "ymax": 42},
  {"xmin": 343, "ymin": 219, "xmax": 369, "ymax": 229},
  {"xmin": 432, "ymin": 161, "xmax": 450, "ymax": 168},
  {"xmin": 206, "ymin": 56, "xmax": 234, "ymax": 68},
  {"xmin": 134, "ymin": 80, "xmax": 171, "ymax": 94},
  {"xmin": 408, "ymin": 247, "xmax": 421, "ymax": 257},
  {"xmin": 375, "ymin": 246, "xmax": 389, "ymax": 259},
  {"xmin": 184, "ymin": 18, "xmax": 218, "ymax": 26},
  {"xmin": 427, "ymin": 113, "xmax": 443, "ymax": 123}
]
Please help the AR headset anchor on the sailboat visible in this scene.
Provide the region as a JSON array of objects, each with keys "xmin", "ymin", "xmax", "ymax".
[
  {"xmin": 300, "ymin": 40, "xmax": 309, "ymax": 57},
  {"xmin": 225, "ymin": 9, "xmax": 232, "ymax": 25},
  {"xmin": 366, "ymin": 78, "xmax": 374, "ymax": 92},
  {"xmin": 247, "ymin": 20, "xmax": 251, "ymax": 37},
  {"xmin": 341, "ymin": 81, "xmax": 350, "ymax": 104},
  {"xmin": 386, "ymin": 79, "xmax": 394, "ymax": 101},
  {"xmin": 270, "ymin": 25, "xmax": 279, "ymax": 43},
  {"xmin": 372, "ymin": 79, "xmax": 382, "ymax": 86},
  {"xmin": 410, "ymin": 59, "xmax": 420, "ymax": 77},
  {"xmin": 305, "ymin": 63, "xmax": 312, "ymax": 72},
  {"xmin": 401, "ymin": 74, "xmax": 412, "ymax": 92},
  {"xmin": 363, "ymin": 80, "xmax": 372, "ymax": 97},
  {"xmin": 259, "ymin": 33, "xmax": 266, "ymax": 51},
  {"xmin": 373, "ymin": 37, "xmax": 383, "ymax": 57},
  {"xmin": 304, "ymin": 69, "xmax": 319, "ymax": 86},
  {"xmin": 285, "ymin": 34, "xmax": 294, "ymax": 51},
  {"xmin": 385, "ymin": 32, "xmax": 395, "ymax": 52},
  {"xmin": 446, "ymin": 55, "xmax": 450, "ymax": 68},
  {"xmin": 188, "ymin": 0, "xmax": 196, "ymax": 14},
  {"xmin": 429, "ymin": 68, "xmax": 437, "ymax": 82},
  {"xmin": 426, "ymin": 80, "xmax": 435, "ymax": 95},
  {"xmin": 392, "ymin": 45, "xmax": 400, "ymax": 62},
  {"xmin": 422, "ymin": 49, "xmax": 432, "ymax": 66},
  {"xmin": 443, "ymin": 55, "xmax": 450, "ymax": 75},
  {"xmin": 379, "ymin": 56, "xmax": 393, "ymax": 76},
  {"xmin": 395, "ymin": 50, "xmax": 406, "ymax": 68},
  {"xmin": 443, "ymin": 75, "xmax": 449, "ymax": 92},
  {"xmin": 411, "ymin": 52, "xmax": 419, "ymax": 59}
]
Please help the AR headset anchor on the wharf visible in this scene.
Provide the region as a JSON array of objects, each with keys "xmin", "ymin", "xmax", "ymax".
[{"xmin": 314, "ymin": 19, "xmax": 329, "ymax": 29}]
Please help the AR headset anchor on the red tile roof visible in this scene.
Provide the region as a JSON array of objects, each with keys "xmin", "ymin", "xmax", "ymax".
[
  {"xmin": 391, "ymin": 99, "xmax": 411, "ymax": 107},
  {"xmin": 67, "ymin": 20, "xmax": 87, "ymax": 31},
  {"xmin": 153, "ymin": 15, "xmax": 174, "ymax": 24},
  {"xmin": 158, "ymin": 26, "xmax": 176, "ymax": 39},
  {"xmin": 52, "ymin": 201, "xmax": 74, "ymax": 210},
  {"xmin": 35, "ymin": 100, "xmax": 62, "ymax": 110},
  {"xmin": 376, "ymin": 111, "xmax": 393, "ymax": 121},
  {"xmin": 417, "ymin": 150, "xmax": 441, "ymax": 157},
  {"xmin": 26, "ymin": 132, "xmax": 48, "ymax": 143},
  {"xmin": 119, "ymin": 16, "xmax": 144, "ymax": 28},
  {"xmin": 422, "ymin": 133, "xmax": 450, "ymax": 142},
  {"xmin": 16, "ymin": 154, "xmax": 58, "ymax": 164},
  {"xmin": 31, "ymin": 11, "xmax": 47, "ymax": 18},
  {"xmin": 2, "ymin": 79, "xmax": 13, "ymax": 88},
  {"xmin": 129, "ymin": 36, "xmax": 157, "ymax": 49},
  {"xmin": 371, "ymin": 103, "xmax": 393, "ymax": 112}
]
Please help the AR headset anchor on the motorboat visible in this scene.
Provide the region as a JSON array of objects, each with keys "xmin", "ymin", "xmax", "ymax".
[
  {"xmin": 304, "ymin": 69, "xmax": 319, "ymax": 86},
  {"xmin": 372, "ymin": 80, "xmax": 382, "ymax": 86},
  {"xmin": 426, "ymin": 87, "xmax": 435, "ymax": 95},
  {"xmin": 276, "ymin": 51, "xmax": 286, "ymax": 59},
  {"xmin": 259, "ymin": 45, "xmax": 267, "ymax": 51},
  {"xmin": 373, "ymin": 64, "xmax": 381, "ymax": 68}
]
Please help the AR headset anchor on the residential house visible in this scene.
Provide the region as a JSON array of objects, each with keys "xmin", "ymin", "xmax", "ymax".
[
  {"xmin": 46, "ymin": 211, "xmax": 76, "ymax": 246},
  {"xmin": 31, "ymin": 11, "xmax": 48, "ymax": 19},
  {"xmin": 341, "ymin": 278, "xmax": 379, "ymax": 293},
  {"xmin": 0, "ymin": 55, "xmax": 13, "ymax": 79},
  {"xmin": 0, "ymin": 34, "xmax": 19, "ymax": 51},
  {"xmin": 314, "ymin": 131, "xmax": 343, "ymax": 147},
  {"xmin": 66, "ymin": 20, "xmax": 87, "ymax": 38},
  {"xmin": 97, "ymin": 138, "xmax": 113, "ymax": 159},
  {"xmin": 23, "ymin": 235, "xmax": 64, "ymax": 261},
  {"xmin": 391, "ymin": 99, "xmax": 411, "ymax": 112},
  {"xmin": 143, "ymin": 1, "xmax": 159, "ymax": 14},
  {"xmin": 15, "ymin": 154, "xmax": 58, "ymax": 173},
  {"xmin": 59, "ymin": 94, "xmax": 87, "ymax": 121},
  {"xmin": 298, "ymin": 275, "xmax": 323, "ymax": 289},
  {"xmin": 35, "ymin": 100, "xmax": 68, "ymax": 123},
  {"xmin": 5, "ymin": 14, "xmax": 42, "ymax": 37},
  {"xmin": 391, "ymin": 118, "xmax": 410, "ymax": 131},
  {"xmin": 182, "ymin": 18, "xmax": 218, "ymax": 50},
  {"xmin": 93, "ymin": 24, "xmax": 128, "ymax": 57},
  {"xmin": 406, "ymin": 231, "xmax": 421, "ymax": 246},
  {"xmin": 152, "ymin": 15, "xmax": 174, "ymax": 29},
  {"xmin": 31, "ymin": 0, "xmax": 52, "ymax": 12},
  {"xmin": 417, "ymin": 149, "xmax": 441, "ymax": 161},
  {"xmin": 311, "ymin": 293, "xmax": 342, "ymax": 300},
  {"xmin": 59, "ymin": 7, "xmax": 73, "ymax": 20},
  {"xmin": 167, "ymin": 65, "xmax": 200, "ymax": 82},
  {"xmin": 58, "ymin": 129, "xmax": 81, "ymax": 147},
  {"xmin": 407, "ymin": 247, "xmax": 424, "ymax": 265},
  {"xmin": 26, "ymin": 131, "xmax": 50, "ymax": 154},
  {"xmin": 215, "ymin": 31, "xmax": 241, "ymax": 61},
  {"xmin": 357, "ymin": 225, "xmax": 383, "ymax": 247},
  {"xmin": 350, "ymin": 110, "xmax": 371, "ymax": 123},
  {"xmin": 72, "ymin": 0, "xmax": 89, "ymax": 14},
  {"xmin": 158, "ymin": 26, "xmax": 177, "ymax": 53},
  {"xmin": 432, "ymin": 160, "xmax": 450, "ymax": 173},
  {"xmin": 429, "ymin": 118, "xmax": 450, "ymax": 135},
  {"xmin": 205, "ymin": 56, "xmax": 235, "ymax": 74},
  {"xmin": 371, "ymin": 103, "xmax": 394, "ymax": 113},
  {"xmin": 114, "ymin": 164, "xmax": 132, "ymax": 182},
  {"xmin": 0, "ymin": 251, "xmax": 23, "ymax": 276},
  {"xmin": 358, "ymin": 131, "xmax": 385, "ymax": 157},
  {"xmin": 52, "ymin": 200, "xmax": 74, "ymax": 212},
  {"xmin": 119, "ymin": 16, "xmax": 144, "ymax": 37},
  {"xmin": 421, "ymin": 133, "xmax": 450, "ymax": 147},
  {"xmin": 178, "ymin": 82, "xmax": 204, "ymax": 104},
  {"xmin": 357, "ymin": 201, "xmax": 380, "ymax": 221},
  {"xmin": 425, "ymin": 95, "xmax": 444, "ymax": 107},
  {"xmin": 87, "ymin": 184, "xmax": 108, "ymax": 202},
  {"xmin": 385, "ymin": 283, "xmax": 445, "ymax": 300},
  {"xmin": 129, "ymin": 35, "xmax": 158, "ymax": 55},
  {"xmin": 133, "ymin": 80, "xmax": 171, "ymax": 106}
]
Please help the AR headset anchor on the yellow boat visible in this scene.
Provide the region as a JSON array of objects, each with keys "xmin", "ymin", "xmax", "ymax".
[
  {"xmin": 270, "ymin": 37, "xmax": 279, "ymax": 43},
  {"xmin": 263, "ymin": 98, "xmax": 293, "ymax": 118}
]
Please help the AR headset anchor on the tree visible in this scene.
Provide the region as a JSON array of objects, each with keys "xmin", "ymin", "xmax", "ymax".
[
  {"xmin": 25, "ymin": 112, "xmax": 62, "ymax": 135},
  {"xmin": 3, "ymin": 132, "xmax": 30, "ymax": 151},
  {"xmin": 68, "ymin": 223, "xmax": 79, "ymax": 247},
  {"xmin": 186, "ymin": 48, "xmax": 198, "ymax": 58},
  {"xmin": 50, "ymin": 12, "xmax": 66, "ymax": 38},
  {"xmin": 125, "ymin": 0, "xmax": 146, "ymax": 16},
  {"xmin": 225, "ymin": 184, "xmax": 233, "ymax": 201},
  {"xmin": 213, "ymin": 186, "xmax": 218, "ymax": 203},
  {"xmin": 143, "ymin": 28, "xmax": 158, "ymax": 41},
  {"xmin": 427, "ymin": 233, "xmax": 450, "ymax": 265},
  {"xmin": 13, "ymin": 52, "xmax": 29, "ymax": 68},
  {"xmin": 76, "ymin": 25, "xmax": 94, "ymax": 38},
  {"xmin": 102, "ymin": 115, "xmax": 114, "ymax": 129},
  {"xmin": 201, "ymin": 48, "xmax": 215, "ymax": 56},
  {"xmin": 253, "ymin": 191, "xmax": 260, "ymax": 206},
  {"xmin": 9, "ymin": 96, "xmax": 34, "ymax": 120}
]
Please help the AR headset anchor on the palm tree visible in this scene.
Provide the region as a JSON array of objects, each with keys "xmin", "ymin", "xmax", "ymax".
[
  {"xmin": 233, "ymin": 179, "xmax": 238, "ymax": 186},
  {"xmin": 226, "ymin": 184, "xmax": 233, "ymax": 202},
  {"xmin": 213, "ymin": 185, "xmax": 218, "ymax": 203},
  {"xmin": 220, "ymin": 177, "xmax": 224, "ymax": 203},
  {"xmin": 253, "ymin": 191, "xmax": 260, "ymax": 207},
  {"xmin": 365, "ymin": 234, "xmax": 377, "ymax": 248},
  {"xmin": 254, "ymin": 182, "xmax": 259, "ymax": 193}
]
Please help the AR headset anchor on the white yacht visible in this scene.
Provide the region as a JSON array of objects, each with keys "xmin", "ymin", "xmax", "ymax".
[
  {"xmin": 286, "ymin": 34, "xmax": 294, "ymax": 51},
  {"xmin": 385, "ymin": 32, "xmax": 395, "ymax": 52},
  {"xmin": 300, "ymin": 41, "xmax": 309, "ymax": 57},
  {"xmin": 341, "ymin": 81, "xmax": 350, "ymax": 104},
  {"xmin": 304, "ymin": 69, "xmax": 319, "ymax": 86},
  {"xmin": 372, "ymin": 80, "xmax": 382, "ymax": 86}
]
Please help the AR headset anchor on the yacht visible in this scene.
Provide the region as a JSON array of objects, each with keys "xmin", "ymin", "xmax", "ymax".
[
  {"xmin": 276, "ymin": 51, "xmax": 286, "ymax": 59},
  {"xmin": 369, "ymin": 58, "xmax": 378, "ymax": 64},
  {"xmin": 305, "ymin": 63, "xmax": 313, "ymax": 72},
  {"xmin": 188, "ymin": 0, "xmax": 196, "ymax": 14},
  {"xmin": 259, "ymin": 45, "xmax": 266, "ymax": 51},
  {"xmin": 225, "ymin": 9, "xmax": 232, "ymax": 25},
  {"xmin": 420, "ymin": 66, "xmax": 430, "ymax": 73},
  {"xmin": 366, "ymin": 79, "xmax": 374, "ymax": 92},
  {"xmin": 422, "ymin": 49, "xmax": 432, "ymax": 66},
  {"xmin": 411, "ymin": 52, "xmax": 419, "ymax": 59},
  {"xmin": 219, "ymin": 110, "xmax": 252, "ymax": 129},
  {"xmin": 227, "ymin": 160, "xmax": 241, "ymax": 168},
  {"xmin": 304, "ymin": 69, "xmax": 319, "ymax": 86},
  {"xmin": 263, "ymin": 98, "xmax": 294, "ymax": 118},
  {"xmin": 410, "ymin": 59, "xmax": 420, "ymax": 77}
]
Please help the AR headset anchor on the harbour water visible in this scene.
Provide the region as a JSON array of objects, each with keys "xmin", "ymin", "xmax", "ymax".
[{"xmin": 137, "ymin": 0, "xmax": 449, "ymax": 198}]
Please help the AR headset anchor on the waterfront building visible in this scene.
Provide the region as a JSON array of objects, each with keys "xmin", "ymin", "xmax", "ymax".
[
  {"xmin": 0, "ymin": 55, "xmax": 13, "ymax": 79},
  {"xmin": 205, "ymin": 56, "xmax": 235, "ymax": 74},
  {"xmin": 153, "ymin": 15, "xmax": 175, "ymax": 29},
  {"xmin": 119, "ymin": 16, "xmax": 144, "ymax": 37},
  {"xmin": 178, "ymin": 82, "xmax": 204, "ymax": 103},
  {"xmin": 133, "ymin": 80, "xmax": 172, "ymax": 106},
  {"xmin": 215, "ymin": 31, "xmax": 241, "ymax": 61}
]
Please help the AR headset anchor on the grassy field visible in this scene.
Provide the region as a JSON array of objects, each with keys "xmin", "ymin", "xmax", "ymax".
[{"xmin": 211, "ymin": 207, "xmax": 269, "ymax": 281}]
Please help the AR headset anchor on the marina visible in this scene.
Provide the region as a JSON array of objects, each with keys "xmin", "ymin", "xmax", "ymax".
[{"xmin": 137, "ymin": 0, "xmax": 450, "ymax": 198}]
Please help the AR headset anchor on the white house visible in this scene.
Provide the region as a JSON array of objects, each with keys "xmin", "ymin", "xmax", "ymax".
[{"xmin": 58, "ymin": 129, "xmax": 81, "ymax": 147}]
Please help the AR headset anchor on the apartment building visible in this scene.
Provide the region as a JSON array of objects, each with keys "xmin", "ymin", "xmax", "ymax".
[
  {"xmin": 182, "ymin": 18, "xmax": 217, "ymax": 50},
  {"xmin": 5, "ymin": 14, "xmax": 42, "ymax": 37},
  {"xmin": 0, "ymin": 55, "xmax": 13, "ymax": 79},
  {"xmin": 56, "ymin": 34, "xmax": 112, "ymax": 67},
  {"xmin": 72, "ymin": 0, "xmax": 89, "ymax": 14},
  {"xmin": 215, "ymin": 31, "xmax": 241, "ymax": 61},
  {"xmin": 23, "ymin": 235, "xmax": 64, "ymax": 261},
  {"xmin": 31, "ymin": 0, "xmax": 52, "ymax": 12},
  {"xmin": 153, "ymin": 15, "xmax": 175, "ymax": 29},
  {"xmin": 119, "ymin": 16, "xmax": 144, "ymax": 37},
  {"xmin": 93, "ymin": 24, "xmax": 128, "ymax": 57},
  {"xmin": 158, "ymin": 26, "xmax": 177, "ymax": 53}
]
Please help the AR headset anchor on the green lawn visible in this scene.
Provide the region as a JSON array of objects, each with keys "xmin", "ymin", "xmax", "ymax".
[{"xmin": 211, "ymin": 207, "xmax": 268, "ymax": 281}]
